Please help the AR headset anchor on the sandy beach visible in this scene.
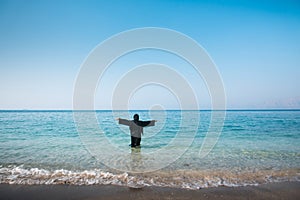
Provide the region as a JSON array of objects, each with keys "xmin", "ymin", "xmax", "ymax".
[{"xmin": 0, "ymin": 182, "xmax": 299, "ymax": 200}]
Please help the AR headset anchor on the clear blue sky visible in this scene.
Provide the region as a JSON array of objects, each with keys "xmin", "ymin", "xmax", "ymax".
[{"xmin": 0, "ymin": 0, "xmax": 299, "ymax": 109}]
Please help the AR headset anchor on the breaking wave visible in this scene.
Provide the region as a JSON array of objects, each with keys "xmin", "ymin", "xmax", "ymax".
[{"xmin": 0, "ymin": 165, "xmax": 299, "ymax": 190}]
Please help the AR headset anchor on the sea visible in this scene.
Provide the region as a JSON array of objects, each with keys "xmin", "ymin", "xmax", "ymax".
[{"xmin": 0, "ymin": 110, "xmax": 299, "ymax": 189}]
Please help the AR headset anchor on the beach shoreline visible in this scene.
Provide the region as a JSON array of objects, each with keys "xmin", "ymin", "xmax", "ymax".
[{"xmin": 0, "ymin": 181, "xmax": 299, "ymax": 200}]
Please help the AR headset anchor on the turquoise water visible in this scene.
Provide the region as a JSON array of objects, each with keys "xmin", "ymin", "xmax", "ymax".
[{"xmin": 0, "ymin": 110, "xmax": 299, "ymax": 189}]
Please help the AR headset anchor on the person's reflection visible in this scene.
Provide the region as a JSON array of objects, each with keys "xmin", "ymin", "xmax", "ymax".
[{"xmin": 130, "ymin": 147, "xmax": 142, "ymax": 171}]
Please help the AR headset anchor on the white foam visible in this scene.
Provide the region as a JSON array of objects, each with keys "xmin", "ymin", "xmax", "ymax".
[{"xmin": 0, "ymin": 165, "xmax": 299, "ymax": 189}]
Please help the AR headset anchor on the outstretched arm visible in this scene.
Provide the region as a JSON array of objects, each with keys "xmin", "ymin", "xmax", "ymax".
[
  {"xmin": 116, "ymin": 118, "xmax": 131, "ymax": 126},
  {"xmin": 139, "ymin": 120, "xmax": 157, "ymax": 127}
]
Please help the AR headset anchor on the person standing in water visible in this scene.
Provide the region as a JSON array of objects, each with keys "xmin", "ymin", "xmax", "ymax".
[{"xmin": 116, "ymin": 114, "xmax": 156, "ymax": 148}]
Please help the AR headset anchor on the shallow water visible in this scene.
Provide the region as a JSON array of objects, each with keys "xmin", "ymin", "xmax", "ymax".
[{"xmin": 0, "ymin": 110, "xmax": 299, "ymax": 189}]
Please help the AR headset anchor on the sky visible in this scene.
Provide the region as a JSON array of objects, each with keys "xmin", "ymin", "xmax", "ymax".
[{"xmin": 0, "ymin": 0, "xmax": 299, "ymax": 110}]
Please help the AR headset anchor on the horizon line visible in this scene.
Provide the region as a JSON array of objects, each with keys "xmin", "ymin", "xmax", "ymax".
[{"xmin": 1, "ymin": 109, "xmax": 300, "ymax": 112}]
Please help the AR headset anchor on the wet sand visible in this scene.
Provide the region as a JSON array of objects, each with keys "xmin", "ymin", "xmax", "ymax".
[{"xmin": 0, "ymin": 182, "xmax": 299, "ymax": 200}]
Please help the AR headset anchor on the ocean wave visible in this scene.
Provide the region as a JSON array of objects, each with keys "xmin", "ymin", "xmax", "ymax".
[
  {"xmin": 0, "ymin": 165, "xmax": 299, "ymax": 190},
  {"xmin": 0, "ymin": 166, "xmax": 130, "ymax": 186}
]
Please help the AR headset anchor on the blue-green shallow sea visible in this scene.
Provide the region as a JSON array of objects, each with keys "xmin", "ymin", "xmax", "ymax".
[{"xmin": 0, "ymin": 110, "xmax": 299, "ymax": 189}]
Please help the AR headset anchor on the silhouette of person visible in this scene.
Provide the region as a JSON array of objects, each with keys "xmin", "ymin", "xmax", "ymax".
[{"xmin": 116, "ymin": 114, "xmax": 156, "ymax": 147}]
